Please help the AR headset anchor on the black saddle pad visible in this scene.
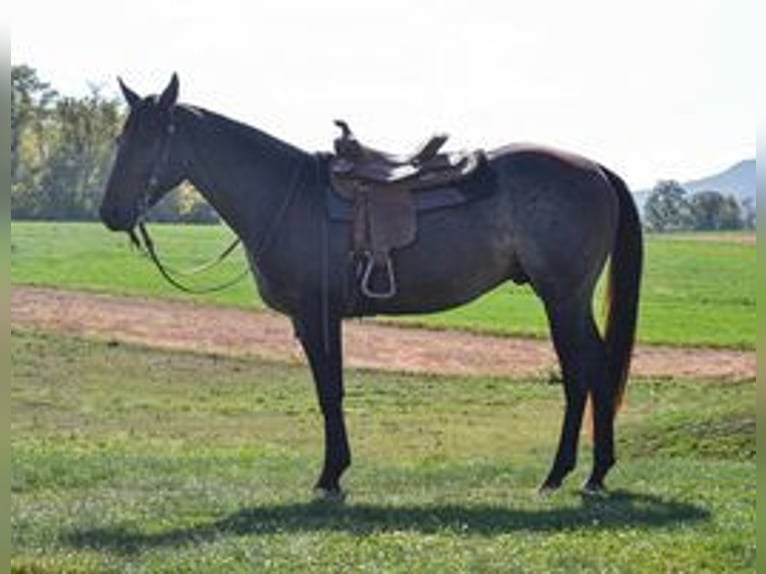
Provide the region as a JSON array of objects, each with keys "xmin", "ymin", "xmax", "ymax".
[{"xmin": 326, "ymin": 152, "xmax": 497, "ymax": 222}]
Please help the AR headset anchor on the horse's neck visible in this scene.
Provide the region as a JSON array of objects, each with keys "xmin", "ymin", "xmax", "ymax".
[{"xmin": 179, "ymin": 106, "xmax": 311, "ymax": 239}]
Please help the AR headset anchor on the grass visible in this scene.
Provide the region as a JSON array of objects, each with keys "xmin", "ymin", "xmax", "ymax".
[
  {"xmin": 10, "ymin": 221, "xmax": 257, "ymax": 307},
  {"xmin": 10, "ymin": 329, "xmax": 755, "ymax": 573},
  {"xmin": 10, "ymin": 221, "xmax": 756, "ymax": 349}
]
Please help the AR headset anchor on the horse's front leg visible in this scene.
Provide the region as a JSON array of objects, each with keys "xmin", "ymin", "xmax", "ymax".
[{"xmin": 293, "ymin": 310, "xmax": 350, "ymax": 498}]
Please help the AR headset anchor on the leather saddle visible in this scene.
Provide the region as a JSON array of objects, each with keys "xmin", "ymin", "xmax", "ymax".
[{"xmin": 329, "ymin": 120, "xmax": 482, "ymax": 299}]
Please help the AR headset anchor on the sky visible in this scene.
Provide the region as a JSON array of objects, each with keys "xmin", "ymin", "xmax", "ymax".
[{"xmin": 11, "ymin": 0, "xmax": 760, "ymax": 190}]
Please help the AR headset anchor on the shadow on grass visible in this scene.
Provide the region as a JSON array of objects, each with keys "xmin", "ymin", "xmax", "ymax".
[{"xmin": 63, "ymin": 490, "xmax": 709, "ymax": 554}]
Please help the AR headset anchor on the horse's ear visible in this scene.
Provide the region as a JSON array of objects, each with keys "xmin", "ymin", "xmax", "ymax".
[
  {"xmin": 158, "ymin": 73, "xmax": 179, "ymax": 109},
  {"xmin": 118, "ymin": 77, "xmax": 141, "ymax": 108}
]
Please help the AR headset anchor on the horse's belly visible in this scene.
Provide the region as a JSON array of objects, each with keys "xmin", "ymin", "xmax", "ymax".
[
  {"xmin": 363, "ymin": 195, "xmax": 521, "ymax": 315},
  {"xmin": 368, "ymin": 241, "xmax": 520, "ymax": 315}
]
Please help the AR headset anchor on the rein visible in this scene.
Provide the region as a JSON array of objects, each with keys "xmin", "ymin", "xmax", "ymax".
[{"xmin": 130, "ymin": 223, "xmax": 248, "ymax": 294}]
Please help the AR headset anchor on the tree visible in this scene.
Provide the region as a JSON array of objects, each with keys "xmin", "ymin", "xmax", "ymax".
[
  {"xmin": 689, "ymin": 190, "xmax": 743, "ymax": 231},
  {"xmin": 11, "ymin": 66, "xmax": 125, "ymax": 220},
  {"xmin": 11, "ymin": 64, "xmax": 217, "ymax": 223},
  {"xmin": 40, "ymin": 89, "xmax": 123, "ymax": 219},
  {"xmin": 741, "ymin": 197, "xmax": 756, "ymax": 230},
  {"xmin": 149, "ymin": 183, "xmax": 219, "ymax": 224},
  {"xmin": 643, "ymin": 180, "xmax": 693, "ymax": 232},
  {"xmin": 11, "ymin": 65, "xmax": 58, "ymax": 218}
]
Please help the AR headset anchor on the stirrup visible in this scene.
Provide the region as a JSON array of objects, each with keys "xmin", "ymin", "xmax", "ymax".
[{"xmin": 360, "ymin": 255, "xmax": 397, "ymax": 299}]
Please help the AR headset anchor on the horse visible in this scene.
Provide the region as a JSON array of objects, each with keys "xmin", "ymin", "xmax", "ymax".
[{"xmin": 100, "ymin": 74, "xmax": 642, "ymax": 497}]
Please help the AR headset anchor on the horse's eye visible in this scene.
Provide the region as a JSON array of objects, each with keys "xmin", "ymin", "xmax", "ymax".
[{"xmin": 113, "ymin": 134, "xmax": 124, "ymax": 148}]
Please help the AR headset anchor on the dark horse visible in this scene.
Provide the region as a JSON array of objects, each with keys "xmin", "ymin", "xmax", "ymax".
[{"xmin": 100, "ymin": 75, "xmax": 642, "ymax": 496}]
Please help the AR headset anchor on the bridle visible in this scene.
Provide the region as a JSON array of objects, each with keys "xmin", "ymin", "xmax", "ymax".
[
  {"xmin": 125, "ymin": 112, "xmax": 307, "ymax": 295},
  {"xmin": 123, "ymin": 111, "xmax": 245, "ymax": 294}
]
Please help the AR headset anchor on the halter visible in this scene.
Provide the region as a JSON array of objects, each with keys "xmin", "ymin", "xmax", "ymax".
[
  {"xmin": 147, "ymin": 122, "xmax": 176, "ymax": 195},
  {"xmin": 141, "ymin": 111, "xmax": 178, "ymax": 216}
]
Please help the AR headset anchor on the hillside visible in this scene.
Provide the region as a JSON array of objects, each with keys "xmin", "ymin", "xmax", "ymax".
[
  {"xmin": 682, "ymin": 159, "xmax": 755, "ymax": 203},
  {"xmin": 634, "ymin": 159, "xmax": 755, "ymax": 209}
]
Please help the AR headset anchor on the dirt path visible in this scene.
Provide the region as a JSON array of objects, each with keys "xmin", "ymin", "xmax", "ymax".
[
  {"xmin": 662, "ymin": 232, "xmax": 756, "ymax": 245},
  {"xmin": 11, "ymin": 286, "xmax": 755, "ymax": 380}
]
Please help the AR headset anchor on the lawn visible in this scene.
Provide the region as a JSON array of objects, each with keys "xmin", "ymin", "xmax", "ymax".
[
  {"xmin": 10, "ymin": 329, "xmax": 755, "ymax": 573},
  {"xmin": 11, "ymin": 221, "xmax": 756, "ymax": 349}
]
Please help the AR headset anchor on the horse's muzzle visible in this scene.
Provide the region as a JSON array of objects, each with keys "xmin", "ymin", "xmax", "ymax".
[{"xmin": 99, "ymin": 202, "xmax": 138, "ymax": 232}]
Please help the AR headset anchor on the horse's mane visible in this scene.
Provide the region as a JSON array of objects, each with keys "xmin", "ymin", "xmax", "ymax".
[{"xmin": 177, "ymin": 103, "xmax": 309, "ymax": 160}]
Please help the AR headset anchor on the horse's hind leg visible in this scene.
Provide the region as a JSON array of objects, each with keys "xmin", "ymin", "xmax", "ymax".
[
  {"xmin": 539, "ymin": 296, "xmax": 608, "ymax": 492},
  {"xmin": 584, "ymin": 355, "xmax": 617, "ymax": 493}
]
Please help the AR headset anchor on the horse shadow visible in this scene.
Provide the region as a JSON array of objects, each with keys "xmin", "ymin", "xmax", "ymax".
[{"xmin": 63, "ymin": 490, "xmax": 709, "ymax": 555}]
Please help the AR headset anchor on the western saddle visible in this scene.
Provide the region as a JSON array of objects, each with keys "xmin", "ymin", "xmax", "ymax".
[{"xmin": 329, "ymin": 120, "xmax": 480, "ymax": 299}]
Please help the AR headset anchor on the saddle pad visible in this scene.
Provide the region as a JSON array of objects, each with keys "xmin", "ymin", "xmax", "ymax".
[
  {"xmin": 326, "ymin": 153, "xmax": 496, "ymax": 222},
  {"xmin": 327, "ymin": 184, "xmax": 468, "ymax": 222}
]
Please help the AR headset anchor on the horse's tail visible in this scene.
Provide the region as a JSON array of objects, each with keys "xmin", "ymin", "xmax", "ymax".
[{"xmin": 601, "ymin": 166, "xmax": 643, "ymax": 417}]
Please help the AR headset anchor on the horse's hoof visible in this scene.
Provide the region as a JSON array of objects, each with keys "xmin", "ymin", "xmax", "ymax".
[
  {"xmin": 581, "ymin": 480, "xmax": 607, "ymax": 497},
  {"xmin": 312, "ymin": 487, "xmax": 347, "ymax": 503},
  {"xmin": 537, "ymin": 480, "xmax": 561, "ymax": 497}
]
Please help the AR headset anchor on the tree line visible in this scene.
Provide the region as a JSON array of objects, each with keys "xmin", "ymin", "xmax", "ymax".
[
  {"xmin": 12, "ymin": 65, "xmax": 755, "ymax": 231},
  {"xmin": 643, "ymin": 180, "xmax": 755, "ymax": 232},
  {"xmin": 11, "ymin": 64, "xmax": 216, "ymax": 223}
]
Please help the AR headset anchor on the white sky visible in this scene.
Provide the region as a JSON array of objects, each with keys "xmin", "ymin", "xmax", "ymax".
[{"xmin": 11, "ymin": 0, "xmax": 760, "ymax": 190}]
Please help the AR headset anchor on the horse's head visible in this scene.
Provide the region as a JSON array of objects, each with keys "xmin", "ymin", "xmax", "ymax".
[{"xmin": 100, "ymin": 74, "xmax": 186, "ymax": 231}]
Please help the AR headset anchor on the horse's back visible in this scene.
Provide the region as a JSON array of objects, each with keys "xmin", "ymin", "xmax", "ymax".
[{"xmin": 488, "ymin": 142, "xmax": 614, "ymax": 192}]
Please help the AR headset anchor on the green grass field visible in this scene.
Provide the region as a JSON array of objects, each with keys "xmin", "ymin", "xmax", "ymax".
[
  {"xmin": 10, "ymin": 221, "xmax": 756, "ymax": 348},
  {"xmin": 10, "ymin": 329, "xmax": 755, "ymax": 573}
]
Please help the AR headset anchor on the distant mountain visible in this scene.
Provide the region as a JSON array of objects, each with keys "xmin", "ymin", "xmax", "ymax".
[
  {"xmin": 633, "ymin": 159, "xmax": 755, "ymax": 210},
  {"xmin": 682, "ymin": 159, "xmax": 755, "ymax": 203}
]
